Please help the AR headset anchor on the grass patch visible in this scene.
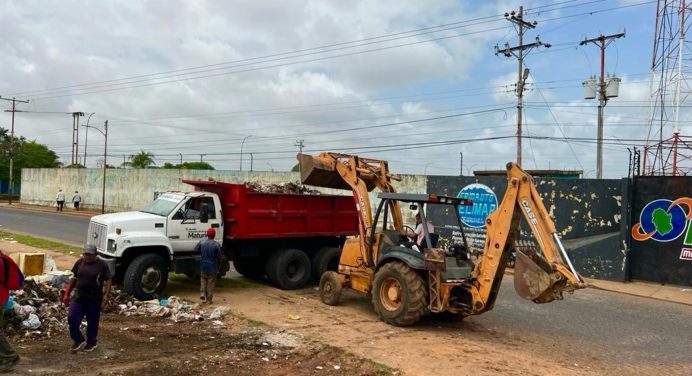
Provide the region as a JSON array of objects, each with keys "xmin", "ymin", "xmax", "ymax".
[
  {"xmin": 0, "ymin": 229, "xmax": 81, "ymax": 254},
  {"xmin": 169, "ymin": 273, "xmax": 263, "ymax": 289}
]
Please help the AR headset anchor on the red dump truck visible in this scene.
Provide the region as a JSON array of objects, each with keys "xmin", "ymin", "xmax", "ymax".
[{"xmin": 87, "ymin": 179, "xmax": 358, "ymax": 299}]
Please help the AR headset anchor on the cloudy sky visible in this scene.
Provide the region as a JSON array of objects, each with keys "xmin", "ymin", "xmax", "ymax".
[{"xmin": 0, "ymin": 0, "xmax": 680, "ymax": 178}]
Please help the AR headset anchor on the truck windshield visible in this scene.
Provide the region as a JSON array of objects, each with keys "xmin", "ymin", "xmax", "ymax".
[{"xmin": 140, "ymin": 194, "xmax": 183, "ymax": 217}]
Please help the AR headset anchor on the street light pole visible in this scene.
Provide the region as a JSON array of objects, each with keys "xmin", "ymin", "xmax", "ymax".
[
  {"xmin": 82, "ymin": 112, "xmax": 95, "ymax": 167},
  {"xmin": 240, "ymin": 135, "xmax": 252, "ymax": 171},
  {"xmin": 85, "ymin": 120, "xmax": 108, "ymax": 213},
  {"xmin": 102, "ymin": 121, "xmax": 108, "ymax": 213}
]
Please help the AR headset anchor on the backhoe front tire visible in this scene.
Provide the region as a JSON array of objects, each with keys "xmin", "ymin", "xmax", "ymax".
[
  {"xmin": 372, "ymin": 261, "xmax": 427, "ymax": 326},
  {"xmin": 319, "ymin": 271, "xmax": 343, "ymax": 305}
]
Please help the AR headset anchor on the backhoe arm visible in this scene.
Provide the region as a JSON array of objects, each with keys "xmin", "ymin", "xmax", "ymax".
[
  {"xmin": 469, "ymin": 163, "xmax": 586, "ymax": 314},
  {"xmin": 298, "ymin": 152, "xmax": 403, "ymax": 255}
]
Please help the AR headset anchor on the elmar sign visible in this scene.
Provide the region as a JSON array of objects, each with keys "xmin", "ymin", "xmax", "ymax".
[
  {"xmin": 631, "ymin": 198, "xmax": 692, "ymax": 261},
  {"xmin": 456, "ymin": 183, "xmax": 498, "ymax": 228}
]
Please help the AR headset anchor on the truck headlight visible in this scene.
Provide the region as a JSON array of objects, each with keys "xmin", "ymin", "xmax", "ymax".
[{"xmin": 107, "ymin": 239, "xmax": 117, "ymax": 252}]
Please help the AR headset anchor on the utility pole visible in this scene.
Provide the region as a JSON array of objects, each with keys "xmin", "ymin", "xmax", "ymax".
[
  {"xmin": 295, "ymin": 139, "xmax": 305, "ymax": 171},
  {"xmin": 580, "ymin": 32, "xmax": 625, "ymax": 179},
  {"xmin": 1, "ymin": 97, "xmax": 29, "ymax": 205},
  {"xmin": 459, "ymin": 152, "xmax": 463, "ymax": 176},
  {"xmin": 71, "ymin": 112, "xmax": 84, "ymax": 165},
  {"xmin": 495, "ymin": 5, "xmax": 550, "ymax": 166},
  {"xmin": 294, "ymin": 139, "xmax": 305, "ymax": 154},
  {"xmin": 179, "ymin": 153, "xmax": 183, "ymax": 165}
]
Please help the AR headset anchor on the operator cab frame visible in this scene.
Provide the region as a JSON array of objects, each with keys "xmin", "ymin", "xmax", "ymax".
[{"xmin": 368, "ymin": 192, "xmax": 473, "ymax": 274}]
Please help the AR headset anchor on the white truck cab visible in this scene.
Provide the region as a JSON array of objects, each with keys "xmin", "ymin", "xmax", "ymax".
[{"xmin": 87, "ymin": 191, "xmax": 226, "ymax": 299}]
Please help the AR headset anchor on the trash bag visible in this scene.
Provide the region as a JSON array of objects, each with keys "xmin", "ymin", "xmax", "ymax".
[{"xmin": 21, "ymin": 313, "xmax": 41, "ymax": 330}]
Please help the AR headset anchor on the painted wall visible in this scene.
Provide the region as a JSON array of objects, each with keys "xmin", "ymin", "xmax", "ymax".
[
  {"xmin": 20, "ymin": 168, "xmax": 427, "ymax": 215},
  {"xmin": 629, "ymin": 176, "xmax": 692, "ymax": 286},
  {"xmin": 426, "ymin": 175, "xmax": 627, "ymax": 281}
]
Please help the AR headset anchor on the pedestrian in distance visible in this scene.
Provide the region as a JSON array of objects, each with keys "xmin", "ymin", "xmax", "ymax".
[
  {"xmin": 0, "ymin": 250, "xmax": 23, "ymax": 373},
  {"xmin": 56, "ymin": 189, "xmax": 65, "ymax": 212},
  {"xmin": 195, "ymin": 227, "xmax": 223, "ymax": 304},
  {"xmin": 62, "ymin": 244, "xmax": 111, "ymax": 353},
  {"xmin": 71, "ymin": 191, "xmax": 81, "ymax": 211}
]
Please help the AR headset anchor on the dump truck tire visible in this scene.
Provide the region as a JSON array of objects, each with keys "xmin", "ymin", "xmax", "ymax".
[
  {"xmin": 372, "ymin": 261, "xmax": 427, "ymax": 326},
  {"xmin": 312, "ymin": 247, "xmax": 341, "ymax": 281},
  {"xmin": 266, "ymin": 248, "xmax": 311, "ymax": 290},
  {"xmin": 319, "ymin": 271, "xmax": 343, "ymax": 305},
  {"xmin": 234, "ymin": 257, "xmax": 265, "ymax": 279},
  {"xmin": 123, "ymin": 254, "xmax": 168, "ymax": 300}
]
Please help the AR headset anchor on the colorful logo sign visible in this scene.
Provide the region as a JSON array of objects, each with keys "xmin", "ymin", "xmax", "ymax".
[
  {"xmin": 457, "ymin": 183, "xmax": 498, "ymax": 228},
  {"xmin": 632, "ymin": 198, "xmax": 692, "ymax": 261}
]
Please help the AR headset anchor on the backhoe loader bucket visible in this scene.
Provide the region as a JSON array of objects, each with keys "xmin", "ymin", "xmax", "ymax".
[
  {"xmin": 298, "ymin": 153, "xmax": 352, "ymax": 190},
  {"xmin": 513, "ymin": 249, "xmax": 554, "ymax": 300}
]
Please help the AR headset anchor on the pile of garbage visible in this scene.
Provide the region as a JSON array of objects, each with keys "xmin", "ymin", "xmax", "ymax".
[
  {"xmin": 113, "ymin": 296, "xmax": 230, "ymax": 323},
  {"xmin": 4, "ymin": 279, "xmax": 67, "ymax": 338},
  {"xmin": 3, "ymin": 278, "xmax": 232, "ymax": 338},
  {"xmin": 245, "ymin": 181, "xmax": 321, "ymax": 195}
]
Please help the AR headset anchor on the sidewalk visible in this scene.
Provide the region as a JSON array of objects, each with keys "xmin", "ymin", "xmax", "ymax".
[
  {"xmin": 0, "ymin": 202, "xmax": 100, "ymax": 218},
  {"xmin": 586, "ymin": 277, "xmax": 692, "ymax": 306},
  {"xmin": 3, "ymin": 201, "xmax": 692, "ymax": 306}
]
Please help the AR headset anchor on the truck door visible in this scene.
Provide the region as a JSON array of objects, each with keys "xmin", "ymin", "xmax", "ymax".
[{"xmin": 168, "ymin": 195, "xmax": 222, "ymax": 252}]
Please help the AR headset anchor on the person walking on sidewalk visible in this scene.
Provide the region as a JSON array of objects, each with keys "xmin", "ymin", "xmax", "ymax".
[
  {"xmin": 71, "ymin": 191, "xmax": 81, "ymax": 211},
  {"xmin": 0, "ymin": 251, "xmax": 21, "ymax": 373},
  {"xmin": 62, "ymin": 244, "xmax": 111, "ymax": 353},
  {"xmin": 195, "ymin": 228, "xmax": 222, "ymax": 304},
  {"xmin": 55, "ymin": 189, "xmax": 65, "ymax": 212}
]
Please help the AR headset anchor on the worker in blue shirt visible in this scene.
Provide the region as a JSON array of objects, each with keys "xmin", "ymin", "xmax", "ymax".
[{"xmin": 195, "ymin": 228, "xmax": 223, "ymax": 304}]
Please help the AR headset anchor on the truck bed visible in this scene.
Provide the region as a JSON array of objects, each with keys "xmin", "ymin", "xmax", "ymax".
[{"xmin": 183, "ymin": 179, "xmax": 358, "ymax": 239}]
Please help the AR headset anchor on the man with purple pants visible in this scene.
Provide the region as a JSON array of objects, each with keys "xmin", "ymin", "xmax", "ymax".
[{"xmin": 63, "ymin": 244, "xmax": 111, "ymax": 353}]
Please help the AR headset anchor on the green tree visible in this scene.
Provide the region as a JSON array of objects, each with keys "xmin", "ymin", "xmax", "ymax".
[
  {"xmin": 163, "ymin": 161, "xmax": 215, "ymax": 170},
  {"xmin": 291, "ymin": 163, "xmax": 300, "ymax": 172},
  {"xmin": 129, "ymin": 150, "xmax": 156, "ymax": 169},
  {"xmin": 0, "ymin": 129, "xmax": 61, "ymax": 190}
]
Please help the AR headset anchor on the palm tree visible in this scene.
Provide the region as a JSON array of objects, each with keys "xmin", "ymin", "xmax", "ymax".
[{"xmin": 129, "ymin": 150, "xmax": 156, "ymax": 168}]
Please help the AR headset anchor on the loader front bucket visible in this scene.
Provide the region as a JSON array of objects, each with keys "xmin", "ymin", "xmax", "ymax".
[
  {"xmin": 297, "ymin": 153, "xmax": 352, "ymax": 190},
  {"xmin": 513, "ymin": 249, "xmax": 554, "ymax": 301}
]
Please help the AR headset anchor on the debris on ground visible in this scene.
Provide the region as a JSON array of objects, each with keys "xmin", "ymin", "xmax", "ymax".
[
  {"xmin": 245, "ymin": 181, "xmax": 321, "ymax": 195},
  {"xmin": 2, "ymin": 276, "xmax": 231, "ymax": 339}
]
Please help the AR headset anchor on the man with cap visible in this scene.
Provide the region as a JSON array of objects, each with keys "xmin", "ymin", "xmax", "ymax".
[
  {"xmin": 62, "ymin": 244, "xmax": 111, "ymax": 353},
  {"xmin": 195, "ymin": 227, "xmax": 223, "ymax": 304}
]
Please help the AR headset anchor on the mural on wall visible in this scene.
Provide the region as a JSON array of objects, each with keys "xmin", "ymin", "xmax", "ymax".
[
  {"xmin": 427, "ymin": 175, "xmax": 627, "ymax": 281},
  {"xmin": 455, "ymin": 183, "xmax": 498, "ymax": 253},
  {"xmin": 629, "ymin": 178, "xmax": 692, "ymax": 286}
]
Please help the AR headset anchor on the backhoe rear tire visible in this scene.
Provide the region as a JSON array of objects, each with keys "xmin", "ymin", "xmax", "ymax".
[{"xmin": 372, "ymin": 261, "xmax": 427, "ymax": 326}]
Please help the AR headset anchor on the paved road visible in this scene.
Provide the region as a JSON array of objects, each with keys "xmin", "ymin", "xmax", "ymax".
[
  {"xmin": 484, "ymin": 278, "xmax": 692, "ymax": 367},
  {"xmin": 0, "ymin": 206, "xmax": 90, "ymax": 246}
]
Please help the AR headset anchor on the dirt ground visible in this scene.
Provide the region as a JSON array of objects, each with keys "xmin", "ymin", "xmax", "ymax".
[{"xmin": 0, "ymin": 240, "xmax": 678, "ymax": 376}]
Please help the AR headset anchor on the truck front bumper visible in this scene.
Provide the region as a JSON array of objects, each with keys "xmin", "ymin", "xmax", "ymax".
[{"xmin": 98, "ymin": 254, "xmax": 117, "ymax": 277}]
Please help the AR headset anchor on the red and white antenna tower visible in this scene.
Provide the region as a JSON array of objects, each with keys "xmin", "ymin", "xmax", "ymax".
[{"xmin": 644, "ymin": 0, "xmax": 692, "ymax": 176}]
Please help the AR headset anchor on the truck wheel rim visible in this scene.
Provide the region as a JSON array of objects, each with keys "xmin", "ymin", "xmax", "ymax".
[
  {"xmin": 380, "ymin": 277, "xmax": 402, "ymax": 311},
  {"xmin": 287, "ymin": 260, "xmax": 304, "ymax": 281},
  {"xmin": 142, "ymin": 266, "xmax": 162, "ymax": 293}
]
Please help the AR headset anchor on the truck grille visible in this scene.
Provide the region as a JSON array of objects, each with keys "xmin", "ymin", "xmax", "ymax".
[{"xmin": 87, "ymin": 222, "xmax": 108, "ymax": 251}]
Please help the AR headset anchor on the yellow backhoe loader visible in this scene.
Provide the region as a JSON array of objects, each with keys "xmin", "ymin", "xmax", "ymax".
[{"xmin": 298, "ymin": 152, "xmax": 587, "ymax": 326}]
